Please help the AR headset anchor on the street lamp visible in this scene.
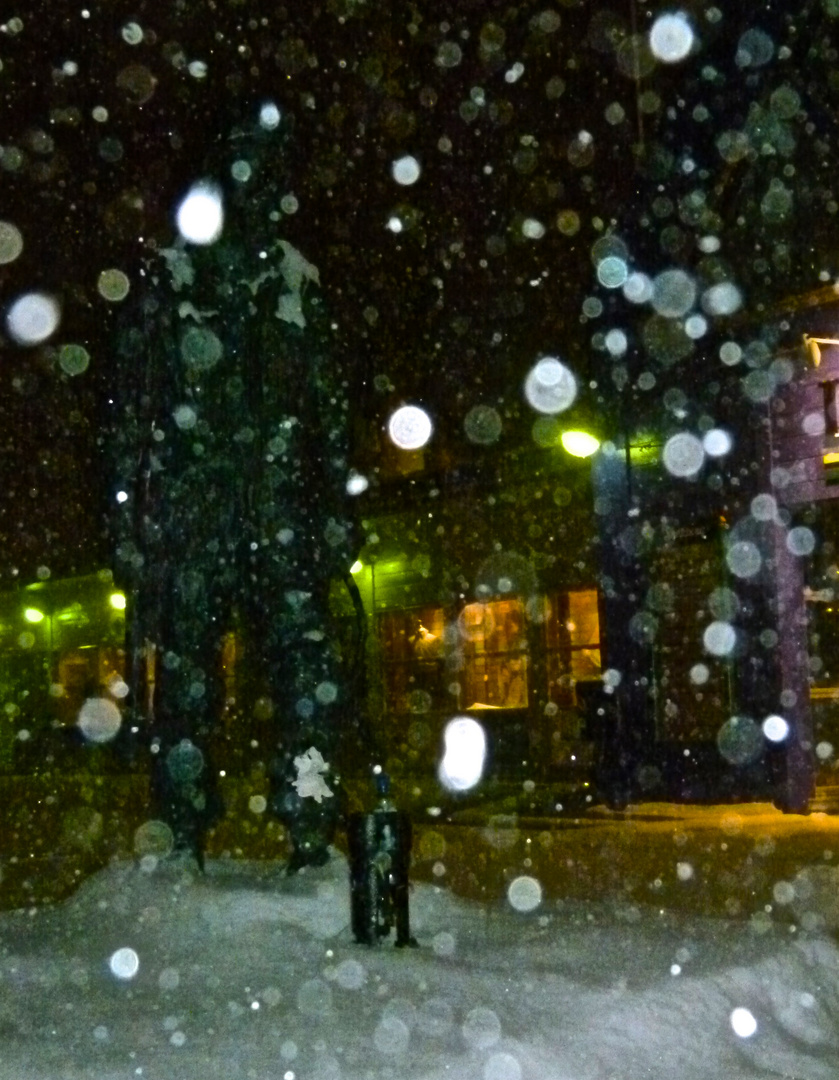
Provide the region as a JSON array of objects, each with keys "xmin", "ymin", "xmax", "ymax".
[
  {"xmin": 22, "ymin": 605, "xmax": 52, "ymax": 652},
  {"xmin": 560, "ymin": 430, "xmax": 601, "ymax": 458},
  {"xmin": 803, "ymin": 335, "xmax": 839, "ymax": 367}
]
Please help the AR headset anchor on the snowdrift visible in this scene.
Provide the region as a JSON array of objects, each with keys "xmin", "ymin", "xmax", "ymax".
[{"xmin": 1, "ymin": 854, "xmax": 838, "ymax": 1079}]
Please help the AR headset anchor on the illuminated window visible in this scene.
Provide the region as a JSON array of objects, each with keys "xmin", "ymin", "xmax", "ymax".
[
  {"xmin": 544, "ymin": 589, "xmax": 602, "ymax": 706},
  {"xmin": 378, "ymin": 592, "xmax": 601, "ymax": 716},
  {"xmin": 379, "ymin": 599, "xmax": 529, "ymax": 714},
  {"xmin": 54, "ymin": 646, "xmax": 126, "ymax": 726},
  {"xmin": 459, "ymin": 599, "xmax": 528, "ymax": 710},
  {"xmin": 379, "ymin": 600, "xmax": 531, "ymax": 714},
  {"xmin": 378, "ymin": 605, "xmax": 446, "ymax": 716}
]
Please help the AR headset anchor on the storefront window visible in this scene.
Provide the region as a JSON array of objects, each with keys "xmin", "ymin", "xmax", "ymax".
[
  {"xmin": 545, "ymin": 589, "xmax": 602, "ymax": 707},
  {"xmin": 378, "ymin": 593, "xmax": 601, "ymax": 716},
  {"xmin": 378, "ymin": 605, "xmax": 446, "ymax": 717},
  {"xmin": 459, "ymin": 599, "xmax": 529, "ymax": 710},
  {"xmin": 55, "ymin": 646, "xmax": 125, "ymax": 727},
  {"xmin": 378, "ymin": 599, "xmax": 530, "ymax": 716}
]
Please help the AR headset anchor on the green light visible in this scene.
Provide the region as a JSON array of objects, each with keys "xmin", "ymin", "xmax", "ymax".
[
  {"xmin": 629, "ymin": 441, "xmax": 660, "ymax": 466},
  {"xmin": 560, "ymin": 430, "xmax": 600, "ymax": 458},
  {"xmin": 350, "ymin": 560, "xmax": 363, "ymax": 575},
  {"xmin": 24, "ymin": 608, "xmax": 45, "ymax": 624},
  {"xmin": 109, "ymin": 592, "xmax": 126, "ymax": 610},
  {"xmin": 57, "ymin": 602, "xmax": 84, "ymax": 623}
]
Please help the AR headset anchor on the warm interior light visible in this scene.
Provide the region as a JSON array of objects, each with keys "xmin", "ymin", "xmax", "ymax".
[
  {"xmin": 350, "ymin": 560, "xmax": 363, "ymax": 574},
  {"xmin": 24, "ymin": 608, "xmax": 45, "ymax": 624},
  {"xmin": 561, "ymin": 430, "xmax": 600, "ymax": 458},
  {"xmin": 109, "ymin": 592, "xmax": 126, "ymax": 610}
]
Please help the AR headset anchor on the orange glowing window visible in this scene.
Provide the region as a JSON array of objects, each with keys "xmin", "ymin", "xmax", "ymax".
[
  {"xmin": 378, "ymin": 605, "xmax": 446, "ymax": 716},
  {"xmin": 458, "ymin": 599, "xmax": 528, "ymax": 711},
  {"xmin": 545, "ymin": 589, "xmax": 602, "ymax": 706}
]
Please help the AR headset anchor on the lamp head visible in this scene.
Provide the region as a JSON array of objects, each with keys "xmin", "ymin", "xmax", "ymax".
[
  {"xmin": 560, "ymin": 430, "xmax": 601, "ymax": 458},
  {"xmin": 804, "ymin": 335, "xmax": 821, "ymax": 367},
  {"xmin": 803, "ymin": 335, "xmax": 839, "ymax": 367}
]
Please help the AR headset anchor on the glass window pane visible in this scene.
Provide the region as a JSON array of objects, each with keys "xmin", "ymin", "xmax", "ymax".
[
  {"xmin": 570, "ymin": 647, "xmax": 602, "ymax": 681},
  {"xmin": 378, "ymin": 606, "xmax": 446, "ymax": 716},
  {"xmin": 464, "ymin": 654, "xmax": 528, "ymax": 710},
  {"xmin": 461, "ymin": 599, "xmax": 528, "ymax": 710},
  {"xmin": 567, "ymin": 590, "xmax": 600, "ymax": 648}
]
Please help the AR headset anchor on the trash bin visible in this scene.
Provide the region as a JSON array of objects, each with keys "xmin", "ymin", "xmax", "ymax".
[{"xmin": 347, "ymin": 775, "xmax": 417, "ymax": 947}]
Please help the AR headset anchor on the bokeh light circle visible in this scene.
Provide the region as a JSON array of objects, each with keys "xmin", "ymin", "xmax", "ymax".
[
  {"xmin": 6, "ymin": 292, "xmax": 60, "ymax": 345},
  {"xmin": 717, "ymin": 716, "xmax": 764, "ymax": 766},
  {"xmin": 731, "ymin": 1007, "xmax": 758, "ymax": 1038},
  {"xmin": 97, "ymin": 269, "xmax": 131, "ymax": 302},
  {"xmin": 524, "ymin": 357, "xmax": 577, "ymax": 414},
  {"xmin": 507, "ymin": 876, "xmax": 543, "ymax": 912},
  {"xmin": 176, "ymin": 182, "xmax": 224, "ymax": 244},
  {"xmin": 109, "ymin": 947, "xmax": 140, "ymax": 980},
  {"xmin": 77, "ymin": 697, "xmax": 122, "ymax": 743},
  {"xmin": 762, "ymin": 714, "xmax": 790, "ymax": 742},
  {"xmin": 388, "ymin": 405, "xmax": 433, "ymax": 450},
  {"xmin": 662, "ymin": 432, "xmax": 704, "ymax": 477},
  {"xmin": 0, "ymin": 221, "xmax": 24, "ymax": 264},
  {"xmin": 438, "ymin": 717, "xmax": 486, "ymax": 792},
  {"xmin": 392, "ymin": 156, "xmax": 421, "ymax": 185},
  {"xmin": 649, "ymin": 13, "xmax": 694, "ymax": 63},
  {"xmin": 703, "ymin": 620, "xmax": 736, "ymax": 657}
]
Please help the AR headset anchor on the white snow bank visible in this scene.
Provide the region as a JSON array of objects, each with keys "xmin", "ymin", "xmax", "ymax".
[{"xmin": 1, "ymin": 854, "xmax": 838, "ymax": 1079}]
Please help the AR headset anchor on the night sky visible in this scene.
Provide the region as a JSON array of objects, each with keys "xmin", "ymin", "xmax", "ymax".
[{"xmin": 1, "ymin": 0, "xmax": 837, "ymax": 580}]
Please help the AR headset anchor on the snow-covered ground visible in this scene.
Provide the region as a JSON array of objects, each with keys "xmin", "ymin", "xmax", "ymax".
[{"xmin": 2, "ymin": 853, "xmax": 838, "ymax": 1080}]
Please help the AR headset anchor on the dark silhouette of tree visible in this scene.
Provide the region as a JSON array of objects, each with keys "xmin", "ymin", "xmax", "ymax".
[{"xmin": 108, "ymin": 110, "xmax": 357, "ymax": 867}]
